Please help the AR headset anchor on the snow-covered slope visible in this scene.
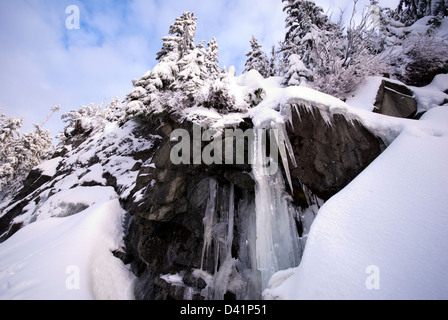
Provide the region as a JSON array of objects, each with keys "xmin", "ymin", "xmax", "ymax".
[
  {"xmin": 0, "ymin": 120, "xmax": 154, "ymax": 299},
  {"xmin": 264, "ymin": 106, "xmax": 448, "ymax": 300},
  {"xmin": 0, "ymin": 199, "xmax": 135, "ymax": 299}
]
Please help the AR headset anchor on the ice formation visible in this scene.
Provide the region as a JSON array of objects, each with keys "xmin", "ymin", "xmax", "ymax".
[{"xmin": 252, "ymin": 126, "xmax": 301, "ymax": 291}]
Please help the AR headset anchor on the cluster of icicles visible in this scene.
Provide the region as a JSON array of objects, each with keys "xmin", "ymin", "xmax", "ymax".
[{"xmin": 196, "ymin": 118, "xmax": 319, "ymax": 300}]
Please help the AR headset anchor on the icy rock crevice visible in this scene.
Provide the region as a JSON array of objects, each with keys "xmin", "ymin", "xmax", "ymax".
[{"xmin": 199, "ymin": 180, "xmax": 260, "ymax": 300}]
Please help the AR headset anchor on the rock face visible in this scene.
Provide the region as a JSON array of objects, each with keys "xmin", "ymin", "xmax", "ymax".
[
  {"xmin": 373, "ymin": 80, "xmax": 418, "ymax": 119},
  {"xmin": 122, "ymin": 112, "xmax": 256, "ymax": 300},
  {"xmin": 120, "ymin": 105, "xmax": 385, "ymax": 299},
  {"xmin": 0, "ymin": 169, "xmax": 53, "ymax": 242},
  {"xmin": 285, "ymin": 106, "xmax": 385, "ymax": 201}
]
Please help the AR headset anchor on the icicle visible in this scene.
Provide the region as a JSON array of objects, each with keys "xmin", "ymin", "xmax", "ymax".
[
  {"xmin": 213, "ymin": 256, "xmax": 236, "ymax": 300},
  {"xmin": 211, "ymin": 183, "xmax": 238, "ymax": 300},
  {"xmin": 200, "ymin": 178, "xmax": 218, "ymax": 271},
  {"xmin": 226, "ymin": 184, "xmax": 235, "ymax": 253},
  {"xmin": 302, "ymin": 183, "xmax": 324, "ymax": 208},
  {"xmin": 272, "ymin": 123, "xmax": 297, "ymax": 193},
  {"xmin": 236, "ymin": 192, "xmax": 260, "ymax": 299},
  {"xmin": 318, "ymin": 109, "xmax": 334, "ymax": 127}
]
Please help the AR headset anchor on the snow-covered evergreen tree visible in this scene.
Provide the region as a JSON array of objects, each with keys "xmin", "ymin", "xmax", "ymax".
[
  {"xmin": 122, "ymin": 11, "xmax": 222, "ymax": 120},
  {"xmin": 205, "ymin": 37, "xmax": 220, "ymax": 80},
  {"xmin": 243, "ymin": 36, "xmax": 270, "ymax": 78},
  {"xmin": 368, "ymin": 0, "xmax": 407, "ymax": 53},
  {"xmin": 14, "ymin": 124, "xmax": 52, "ymax": 179},
  {"xmin": 0, "ymin": 106, "xmax": 59, "ymax": 197},
  {"xmin": 368, "ymin": 0, "xmax": 448, "ymax": 85},
  {"xmin": 280, "ymin": 0, "xmax": 386, "ymax": 98},
  {"xmin": 280, "ymin": 0, "xmax": 330, "ymax": 66},
  {"xmin": 269, "ymin": 46, "xmax": 278, "ymax": 77},
  {"xmin": 396, "ymin": 0, "xmax": 447, "ymax": 24},
  {"xmin": 205, "ymin": 66, "xmax": 249, "ymax": 113},
  {"xmin": 170, "ymin": 11, "xmax": 197, "ymax": 58},
  {"xmin": 0, "ymin": 113, "xmax": 23, "ymax": 193},
  {"xmin": 279, "ymin": 0, "xmax": 336, "ymax": 85},
  {"xmin": 283, "ymin": 54, "xmax": 313, "ymax": 86},
  {"xmin": 170, "ymin": 44, "xmax": 208, "ymax": 107}
]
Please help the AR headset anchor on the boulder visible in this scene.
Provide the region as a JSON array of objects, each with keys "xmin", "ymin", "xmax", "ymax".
[
  {"xmin": 373, "ymin": 80, "xmax": 418, "ymax": 119},
  {"xmin": 286, "ymin": 106, "xmax": 385, "ymax": 201}
]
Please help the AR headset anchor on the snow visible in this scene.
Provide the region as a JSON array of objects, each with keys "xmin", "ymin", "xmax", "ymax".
[
  {"xmin": 405, "ymin": 16, "xmax": 448, "ymax": 38},
  {"xmin": 241, "ymin": 72, "xmax": 410, "ymax": 146},
  {"xmin": 0, "ymin": 199, "xmax": 135, "ymax": 300},
  {"xmin": 160, "ymin": 273, "xmax": 184, "ymax": 286},
  {"xmin": 346, "ymin": 73, "xmax": 448, "ymax": 115},
  {"xmin": 182, "ymin": 105, "xmax": 247, "ymax": 131},
  {"xmin": 36, "ymin": 157, "xmax": 62, "ymax": 177},
  {"xmin": 264, "ymin": 106, "xmax": 448, "ymax": 300},
  {"xmin": 14, "ymin": 186, "xmax": 118, "ymax": 225},
  {"xmin": 412, "ymin": 74, "xmax": 448, "ymax": 113},
  {"xmin": 79, "ymin": 164, "xmax": 106, "ymax": 186},
  {"xmin": 345, "ymin": 77, "xmax": 383, "ymax": 112}
]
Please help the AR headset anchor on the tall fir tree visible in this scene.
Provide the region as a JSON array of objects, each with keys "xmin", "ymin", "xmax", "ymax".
[
  {"xmin": 269, "ymin": 46, "xmax": 278, "ymax": 77},
  {"xmin": 205, "ymin": 37, "xmax": 220, "ymax": 80},
  {"xmin": 156, "ymin": 11, "xmax": 197, "ymax": 60},
  {"xmin": 243, "ymin": 36, "xmax": 270, "ymax": 78},
  {"xmin": 369, "ymin": 0, "xmax": 406, "ymax": 52},
  {"xmin": 124, "ymin": 11, "xmax": 202, "ymax": 119},
  {"xmin": 280, "ymin": 0, "xmax": 330, "ymax": 65}
]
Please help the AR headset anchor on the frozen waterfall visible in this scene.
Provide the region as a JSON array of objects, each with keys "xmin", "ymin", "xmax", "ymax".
[
  {"xmin": 198, "ymin": 123, "xmax": 302, "ymax": 299},
  {"xmin": 252, "ymin": 126, "xmax": 301, "ymax": 291}
]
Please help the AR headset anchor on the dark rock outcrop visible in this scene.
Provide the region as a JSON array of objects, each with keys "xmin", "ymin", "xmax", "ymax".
[
  {"xmin": 122, "ymin": 112, "xmax": 256, "ymax": 300},
  {"xmin": 285, "ymin": 106, "xmax": 385, "ymax": 201},
  {"xmin": 0, "ymin": 168, "xmax": 53, "ymax": 241},
  {"xmin": 373, "ymin": 80, "xmax": 418, "ymax": 119}
]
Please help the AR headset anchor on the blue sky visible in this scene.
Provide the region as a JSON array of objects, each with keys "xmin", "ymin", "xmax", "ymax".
[{"xmin": 0, "ymin": 0, "xmax": 399, "ymax": 138}]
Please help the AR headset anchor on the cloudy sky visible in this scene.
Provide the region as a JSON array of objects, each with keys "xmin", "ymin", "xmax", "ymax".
[{"xmin": 0, "ymin": 0, "xmax": 399, "ymax": 137}]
